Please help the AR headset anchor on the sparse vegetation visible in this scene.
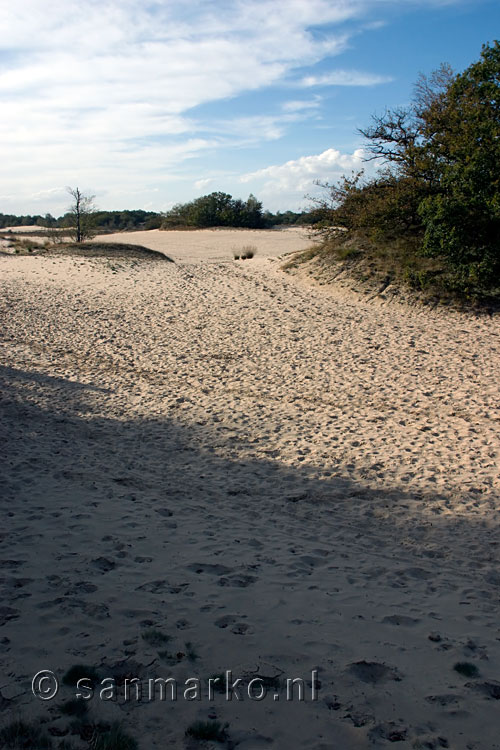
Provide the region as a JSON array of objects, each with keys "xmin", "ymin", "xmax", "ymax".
[
  {"xmin": 38, "ymin": 242, "xmax": 173, "ymax": 262},
  {"xmin": 241, "ymin": 245, "xmax": 256, "ymax": 259},
  {"xmin": 185, "ymin": 720, "xmax": 229, "ymax": 742},
  {"xmin": 92, "ymin": 722, "xmax": 138, "ymax": 750},
  {"xmin": 158, "ymin": 649, "xmax": 185, "ymax": 664},
  {"xmin": 0, "ymin": 719, "xmax": 53, "ymax": 749},
  {"xmin": 233, "ymin": 245, "xmax": 257, "ymax": 260}
]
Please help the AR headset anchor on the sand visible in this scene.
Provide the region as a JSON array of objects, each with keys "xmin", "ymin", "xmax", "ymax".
[{"xmin": 1, "ymin": 228, "xmax": 499, "ymax": 749}]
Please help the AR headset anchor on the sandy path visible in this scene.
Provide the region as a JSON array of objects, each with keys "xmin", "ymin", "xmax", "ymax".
[{"xmin": 1, "ymin": 231, "xmax": 499, "ymax": 749}]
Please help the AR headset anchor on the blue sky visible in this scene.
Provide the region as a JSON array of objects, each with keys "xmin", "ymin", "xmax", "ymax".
[{"xmin": 1, "ymin": 0, "xmax": 499, "ymax": 216}]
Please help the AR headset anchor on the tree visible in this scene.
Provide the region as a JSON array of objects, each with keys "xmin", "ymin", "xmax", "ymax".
[
  {"xmin": 66, "ymin": 187, "xmax": 97, "ymax": 243},
  {"xmin": 161, "ymin": 191, "xmax": 265, "ymax": 229},
  {"xmin": 314, "ymin": 41, "xmax": 500, "ymax": 297},
  {"xmin": 417, "ymin": 43, "xmax": 500, "ymax": 289}
]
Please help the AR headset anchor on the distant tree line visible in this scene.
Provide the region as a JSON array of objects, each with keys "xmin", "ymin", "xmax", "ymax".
[
  {"xmin": 161, "ymin": 191, "xmax": 320, "ymax": 229},
  {"xmin": 0, "ymin": 201, "xmax": 317, "ymax": 233},
  {"xmin": 0, "ymin": 209, "xmax": 162, "ymax": 232},
  {"xmin": 312, "ymin": 41, "xmax": 500, "ymax": 303}
]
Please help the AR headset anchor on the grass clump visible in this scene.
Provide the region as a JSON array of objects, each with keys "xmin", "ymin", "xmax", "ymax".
[
  {"xmin": 93, "ymin": 723, "xmax": 138, "ymax": 750},
  {"xmin": 241, "ymin": 245, "xmax": 256, "ymax": 259},
  {"xmin": 158, "ymin": 650, "xmax": 185, "ymax": 665},
  {"xmin": 233, "ymin": 245, "xmax": 257, "ymax": 260},
  {"xmin": 0, "ymin": 719, "xmax": 53, "ymax": 748},
  {"xmin": 185, "ymin": 720, "xmax": 229, "ymax": 742},
  {"xmin": 454, "ymin": 662, "xmax": 480, "ymax": 678}
]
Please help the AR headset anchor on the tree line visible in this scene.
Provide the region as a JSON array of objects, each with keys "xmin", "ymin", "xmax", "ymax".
[
  {"xmin": 0, "ymin": 197, "xmax": 314, "ymax": 235},
  {"xmin": 160, "ymin": 192, "xmax": 317, "ymax": 229},
  {"xmin": 0, "ymin": 207, "xmax": 162, "ymax": 232}
]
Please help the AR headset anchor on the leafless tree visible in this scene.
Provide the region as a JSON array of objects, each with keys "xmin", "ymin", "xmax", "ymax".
[{"xmin": 66, "ymin": 186, "xmax": 97, "ymax": 243}]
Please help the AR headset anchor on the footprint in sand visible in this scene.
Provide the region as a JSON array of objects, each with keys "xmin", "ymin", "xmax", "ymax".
[
  {"xmin": 382, "ymin": 614, "xmax": 421, "ymax": 626},
  {"xmin": 217, "ymin": 574, "xmax": 257, "ymax": 588},
  {"xmin": 347, "ymin": 660, "xmax": 403, "ymax": 684},
  {"xmin": 187, "ymin": 563, "xmax": 232, "ymax": 576},
  {"xmin": 91, "ymin": 557, "xmax": 117, "ymax": 573},
  {"xmin": 0, "ymin": 607, "xmax": 19, "ymax": 626}
]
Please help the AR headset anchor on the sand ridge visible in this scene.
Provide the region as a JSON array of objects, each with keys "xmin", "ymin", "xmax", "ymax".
[{"xmin": 1, "ymin": 229, "xmax": 499, "ymax": 748}]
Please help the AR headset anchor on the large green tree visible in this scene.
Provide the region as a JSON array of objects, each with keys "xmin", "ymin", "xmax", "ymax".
[
  {"xmin": 417, "ymin": 42, "xmax": 500, "ymax": 289},
  {"xmin": 316, "ymin": 41, "xmax": 500, "ymax": 297}
]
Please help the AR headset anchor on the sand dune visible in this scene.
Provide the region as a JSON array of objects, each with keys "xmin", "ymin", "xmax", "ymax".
[{"xmin": 1, "ymin": 229, "xmax": 499, "ymax": 749}]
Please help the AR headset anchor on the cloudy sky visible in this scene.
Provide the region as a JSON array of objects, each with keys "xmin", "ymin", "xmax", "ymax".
[{"xmin": 1, "ymin": 0, "xmax": 498, "ymax": 216}]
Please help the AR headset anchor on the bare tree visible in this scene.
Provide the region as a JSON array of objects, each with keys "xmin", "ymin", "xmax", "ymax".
[{"xmin": 66, "ymin": 186, "xmax": 97, "ymax": 243}]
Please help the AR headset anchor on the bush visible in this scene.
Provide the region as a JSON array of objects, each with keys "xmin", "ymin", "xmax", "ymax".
[{"xmin": 309, "ymin": 41, "xmax": 500, "ymax": 305}]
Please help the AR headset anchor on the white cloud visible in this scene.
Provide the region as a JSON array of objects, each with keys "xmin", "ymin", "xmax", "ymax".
[
  {"xmin": 194, "ymin": 178, "xmax": 215, "ymax": 191},
  {"xmin": 0, "ymin": 0, "xmax": 464, "ymax": 213},
  {"xmin": 282, "ymin": 97, "xmax": 322, "ymax": 112},
  {"xmin": 239, "ymin": 148, "xmax": 367, "ymax": 210},
  {"xmin": 2, "ymin": 0, "xmax": 371, "ymax": 211},
  {"xmin": 299, "ymin": 70, "xmax": 393, "ymax": 87}
]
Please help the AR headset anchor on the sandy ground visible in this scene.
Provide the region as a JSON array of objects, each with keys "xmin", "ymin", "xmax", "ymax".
[{"xmin": 1, "ymin": 228, "xmax": 499, "ymax": 749}]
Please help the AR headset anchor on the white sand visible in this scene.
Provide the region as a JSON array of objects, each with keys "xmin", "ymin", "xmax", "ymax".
[{"xmin": 1, "ymin": 228, "xmax": 499, "ymax": 749}]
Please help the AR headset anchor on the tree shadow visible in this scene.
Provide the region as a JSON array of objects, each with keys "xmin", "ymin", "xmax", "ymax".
[{"xmin": 1, "ymin": 364, "xmax": 499, "ymax": 747}]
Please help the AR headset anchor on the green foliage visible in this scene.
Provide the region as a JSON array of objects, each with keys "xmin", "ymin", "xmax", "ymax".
[
  {"xmin": 417, "ymin": 43, "xmax": 500, "ymax": 292},
  {"xmin": 313, "ymin": 41, "xmax": 500, "ymax": 304},
  {"xmin": 91, "ymin": 209, "xmax": 162, "ymax": 231},
  {"xmin": 0, "ymin": 209, "xmax": 162, "ymax": 234},
  {"xmin": 162, "ymin": 191, "xmax": 264, "ymax": 228}
]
